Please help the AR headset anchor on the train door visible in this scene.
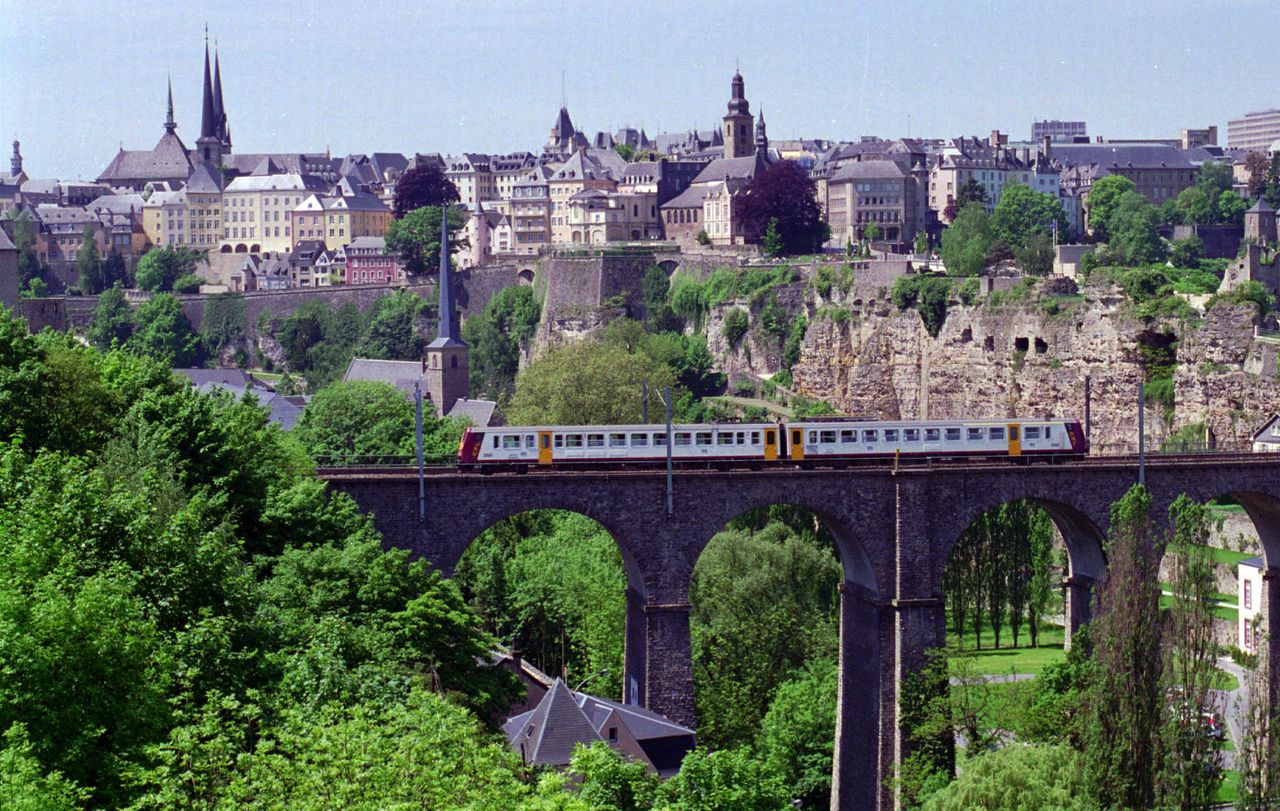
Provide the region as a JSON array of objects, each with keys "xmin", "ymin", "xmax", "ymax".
[
  {"xmin": 764, "ymin": 428, "xmax": 779, "ymax": 461},
  {"xmin": 538, "ymin": 432, "xmax": 553, "ymax": 465},
  {"xmin": 789, "ymin": 426, "xmax": 805, "ymax": 461},
  {"xmin": 1007, "ymin": 423, "xmax": 1021, "ymax": 457}
]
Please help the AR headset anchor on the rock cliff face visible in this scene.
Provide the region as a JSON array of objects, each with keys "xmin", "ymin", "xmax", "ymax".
[{"xmin": 711, "ymin": 280, "xmax": 1280, "ymax": 453}]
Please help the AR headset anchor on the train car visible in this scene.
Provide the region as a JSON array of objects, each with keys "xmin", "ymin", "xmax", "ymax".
[
  {"xmin": 459, "ymin": 423, "xmax": 782, "ymax": 467},
  {"xmin": 782, "ymin": 418, "xmax": 1087, "ymax": 461}
]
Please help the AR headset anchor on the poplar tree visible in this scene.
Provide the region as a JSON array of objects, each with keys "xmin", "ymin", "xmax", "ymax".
[{"xmin": 1084, "ymin": 484, "xmax": 1163, "ymax": 809}]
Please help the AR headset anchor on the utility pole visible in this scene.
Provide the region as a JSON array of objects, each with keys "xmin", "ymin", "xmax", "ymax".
[
  {"xmin": 1084, "ymin": 374, "xmax": 1092, "ymax": 441},
  {"xmin": 415, "ymin": 382, "xmax": 425, "ymax": 522}
]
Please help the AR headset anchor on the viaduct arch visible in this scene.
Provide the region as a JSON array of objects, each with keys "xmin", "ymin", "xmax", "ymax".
[{"xmin": 323, "ymin": 457, "xmax": 1280, "ymax": 810}]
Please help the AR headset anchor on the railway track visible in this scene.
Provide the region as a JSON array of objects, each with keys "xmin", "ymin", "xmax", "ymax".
[{"xmin": 316, "ymin": 451, "xmax": 1271, "ymax": 479}]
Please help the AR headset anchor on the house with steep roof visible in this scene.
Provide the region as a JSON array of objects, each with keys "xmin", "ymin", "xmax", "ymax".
[
  {"xmin": 289, "ymin": 192, "xmax": 391, "ymax": 252},
  {"xmin": 221, "ymin": 173, "xmax": 330, "ymax": 254},
  {"xmin": 503, "ymin": 679, "xmax": 695, "ymax": 777},
  {"xmin": 549, "ymin": 150, "xmax": 619, "ymax": 243},
  {"xmin": 345, "ymin": 236, "xmax": 403, "ymax": 285},
  {"xmin": 659, "ymin": 151, "xmax": 772, "ymax": 248}
]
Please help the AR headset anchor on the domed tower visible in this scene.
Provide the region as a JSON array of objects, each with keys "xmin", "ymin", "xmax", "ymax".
[{"xmin": 722, "ymin": 70, "xmax": 755, "ymax": 159}]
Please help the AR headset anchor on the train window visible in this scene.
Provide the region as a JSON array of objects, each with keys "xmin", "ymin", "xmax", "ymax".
[
  {"xmin": 716, "ymin": 432, "xmax": 733, "ymax": 445},
  {"xmin": 820, "ymin": 430, "xmax": 837, "ymax": 443},
  {"xmin": 1025, "ymin": 426, "xmax": 1041, "ymax": 440},
  {"xmin": 675, "ymin": 432, "xmax": 692, "ymax": 446},
  {"xmin": 587, "ymin": 434, "xmax": 605, "ymax": 448},
  {"xmin": 655, "ymin": 433, "xmax": 668, "ymax": 446},
  {"xmin": 554, "ymin": 435, "xmax": 564, "ymax": 448},
  {"xmin": 924, "ymin": 428, "xmax": 940, "ymax": 442},
  {"xmin": 967, "ymin": 427, "xmax": 983, "ymax": 441},
  {"xmin": 695, "ymin": 432, "xmax": 713, "ymax": 446},
  {"xmin": 492, "ymin": 435, "xmax": 500, "ymax": 448},
  {"xmin": 631, "ymin": 433, "xmax": 648, "ymax": 447},
  {"xmin": 541, "ymin": 435, "xmax": 551, "ymax": 449},
  {"xmin": 884, "ymin": 428, "xmax": 899, "ymax": 442},
  {"xmin": 989, "ymin": 427, "xmax": 1005, "ymax": 440},
  {"xmin": 750, "ymin": 431, "xmax": 760, "ymax": 445},
  {"xmin": 609, "ymin": 433, "xmax": 626, "ymax": 447},
  {"xmin": 737, "ymin": 432, "xmax": 746, "ymax": 444},
  {"xmin": 1010, "ymin": 426, "xmax": 1020, "ymax": 441},
  {"xmin": 792, "ymin": 430, "xmax": 802, "ymax": 445},
  {"xmin": 501, "ymin": 435, "xmax": 522, "ymax": 449},
  {"xmin": 565, "ymin": 434, "xmax": 583, "ymax": 448},
  {"xmin": 1044, "ymin": 426, "xmax": 1053, "ymax": 439},
  {"xmin": 765, "ymin": 430, "xmax": 776, "ymax": 445},
  {"xmin": 841, "ymin": 429, "xmax": 855, "ymax": 443},
  {"xmin": 808, "ymin": 431, "xmax": 818, "ymax": 444},
  {"xmin": 903, "ymin": 428, "xmax": 919, "ymax": 441},
  {"xmin": 945, "ymin": 427, "xmax": 961, "ymax": 441},
  {"xmin": 526, "ymin": 435, "xmax": 536, "ymax": 449},
  {"xmin": 859, "ymin": 429, "xmax": 874, "ymax": 442}
]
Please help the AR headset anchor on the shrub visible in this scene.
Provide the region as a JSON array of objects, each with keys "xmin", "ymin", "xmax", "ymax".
[
  {"xmin": 722, "ymin": 307, "xmax": 750, "ymax": 348},
  {"xmin": 812, "ymin": 265, "xmax": 835, "ymax": 298}
]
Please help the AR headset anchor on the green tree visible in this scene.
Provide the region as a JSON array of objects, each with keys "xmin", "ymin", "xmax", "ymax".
[
  {"xmin": 914, "ymin": 230, "xmax": 929, "ymax": 255},
  {"xmin": 173, "ymin": 273, "xmax": 202, "ymax": 294},
  {"xmin": 1174, "ymin": 186, "xmax": 1214, "ymax": 226},
  {"xmin": 3, "ymin": 209, "xmax": 45, "ymax": 288},
  {"xmin": 691, "ymin": 522, "xmax": 840, "ymax": 748},
  {"xmin": 761, "ymin": 217, "xmax": 784, "ymax": 257},
  {"xmin": 135, "ymin": 246, "xmax": 203, "ymax": 292},
  {"xmin": 1218, "ymin": 189, "xmax": 1249, "ymax": 225},
  {"xmin": 357, "ymin": 289, "xmax": 429, "ymax": 360},
  {"xmin": 200, "ymin": 293, "xmax": 246, "ymax": 358},
  {"xmin": 864, "ymin": 221, "xmax": 881, "ymax": 242},
  {"xmin": 462, "ymin": 284, "xmax": 541, "ymax": 399},
  {"xmin": 920, "ymin": 744, "xmax": 1098, "ymax": 811},
  {"xmin": 1084, "ymin": 484, "xmax": 1163, "ymax": 810},
  {"xmin": 100, "ymin": 248, "xmax": 128, "ymax": 290},
  {"xmin": 0, "ymin": 723, "xmax": 89, "ymax": 810},
  {"xmin": 1196, "ymin": 160, "xmax": 1234, "ymax": 199},
  {"xmin": 567, "ymin": 741, "xmax": 658, "ymax": 811},
  {"xmin": 992, "ymin": 182, "xmax": 1066, "ymax": 247},
  {"xmin": 129, "ymin": 292, "xmax": 200, "ymax": 365},
  {"xmin": 655, "ymin": 747, "xmax": 790, "ymax": 811},
  {"xmin": 76, "ymin": 225, "xmax": 103, "ymax": 294},
  {"xmin": 1157, "ymin": 496, "xmax": 1223, "ymax": 808},
  {"xmin": 757, "ymin": 657, "xmax": 837, "ymax": 808},
  {"xmin": 940, "ymin": 203, "xmax": 996, "ymax": 276},
  {"xmin": 278, "ymin": 298, "xmax": 336, "ymax": 370},
  {"xmin": 294, "ymin": 380, "xmax": 415, "ymax": 463},
  {"xmin": 1108, "ymin": 191, "xmax": 1167, "ymax": 264},
  {"xmin": 86, "ymin": 285, "xmax": 134, "ymax": 350},
  {"xmin": 1168, "ymin": 236, "xmax": 1204, "ymax": 269},
  {"xmin": 721, "ymin": 307, "xmax": 749, "ymax": 348},
  {"xmin": 1085, "ymin": 175, "xmax": 1137, "ymax": 241},
  {"xmin": 384, "ymin": 206, "xmax": 469, "ymax": 277},
  {"xmin": 507, "ymin": 341, "xmax": 675, "ymax": 425}
]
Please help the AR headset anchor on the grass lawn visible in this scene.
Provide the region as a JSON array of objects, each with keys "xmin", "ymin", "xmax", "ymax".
[
  {"xmin": 1217, "ymin": 771, "xmax": 1240, "ymax": 804},
  {"xmin": 955, "ymin": 679, "xmax": 1037, "ymax": 743},
  {"xmin": 949, "ymin": 622, "xmax": 1066, "ymax": 676},
  {"xmin": 1208, "ymin": 546, "xmax": 1253, "ymax": 566},
  {"xmin": 1157, "ymin": 593, "xmax": 1238, "ymax": 623}
]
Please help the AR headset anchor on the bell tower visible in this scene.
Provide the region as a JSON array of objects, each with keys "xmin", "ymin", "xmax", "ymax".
[
  {"xmin": 425, "ymin": 209, "xmax": 469, "ymax": 417},
  {"xmin": 722, "ymin": 70, "xmax": 755, "ymax": 159}
]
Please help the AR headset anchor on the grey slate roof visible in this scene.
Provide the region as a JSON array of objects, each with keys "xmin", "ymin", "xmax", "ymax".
[
  {"xmin": 1239, "ymin": 555, "xmax": 1263, "ymax": 569},
  {"xmin": 0, "ymin": 228, "xmax": 15, "ymax": 252},
  {"xmin": 504, "ymin": 679, "xmax": 603, "ymax": 767},
  {"xmin": 661, "ymin": 184, "xmax": 711, "ymax": 210},
  {"xmin": 829, "ymin": 158, "xmax": 910, "ymax": 182},
  {"xmin": 1248, "ymin": 198, "xmax": 1275, "ymax": 214},
  {"xmin": 176, "ymin": 367, "xmax": 273, "ymax": 391},
  {"xmin": 97, "ymin": 131, "xmax": 193, "ymax": 185},
  {"xmin": 690, "ymin": 152, "xmax": 770, "ymax": 185},
  {"xmin": 1049, "ymin": 143, "xmax": 1195, "ymax": 170},
  {"xmin": 186, "ymin": 162, "xmax": 223, "ymax": 193},
  {"xmin": 343, "ymin": 358, "xmax": 426, "ymax": 398},
  {"xmin": 195, "ymin": 382, "xmax": 302, "ymax": 430},
  {"xmin": 447, "ymin": 398, "xmax": 497, "ymax": 427}
]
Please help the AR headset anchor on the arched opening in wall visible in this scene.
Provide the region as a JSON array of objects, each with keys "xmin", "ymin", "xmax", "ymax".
[
  {"xmin": 234, "ymin": 244, "xmax": 247, "ymax": 253},
  {"xmin": 938, "ymin": 496, "xmax": 1104, "ymax": 762},
  {"xmin": 453, "ymin": 509, "xmax": 638, "ymax": 713},
  {"xmin": 688, "ymin": 502, "xmax": 878, "ymax": 809},
  {"xmin": 517, "ymin": 269, "xmax": 535, "ymax": 286},
  {"xmin": 220, "ymin": 244, "xmax": 232, "ymax": 254}
]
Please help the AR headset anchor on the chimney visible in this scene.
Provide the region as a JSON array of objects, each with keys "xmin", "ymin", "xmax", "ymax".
[
  {"xmin": 1041, "ymin": 135, "xmax": 1051, "ymax": 160},
  {"xmin": 989, "ymin": 130, "xmax": 1001, "ymax": 148}
]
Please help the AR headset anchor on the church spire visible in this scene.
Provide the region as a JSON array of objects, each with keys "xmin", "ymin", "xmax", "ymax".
[
  {"xmin": 431, "ymin": 209, "xmax": 463, "ymax": 347},
  {"xmin": 200, "ymin": 33, "xmax": 216, "ymax": 140},
  {"xmin": 164, "ymin": 75, "xmax": 176, "ymax": 134},
  {"xmin": 10, "ymin": 139, "xmax": 21, "ymax": 177},
  {"xmin": 213, "ymin": 45, "xmax": 228, "ymax": 148}
]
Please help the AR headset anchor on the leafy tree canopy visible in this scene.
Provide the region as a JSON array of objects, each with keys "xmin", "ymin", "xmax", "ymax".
[
  {"xmin": 507, "ymin": 341, "xmax": 676, "ymax": 425},
  {"xmin": 737, "ymin": 160, "xmax": 829, "ymax": 256},
  {"xmin": 128, "ymin": 292, "xmax": 201, "ymax": 366},
  {"xmin": 391, "ymin": 165, "xmax": 460, "ymax": 219},
  {"xmin": 384, "ymin": 206, "xmax": 470, "ymax": 277},
  {"xmin": 135, "ymin": 247, "xmax": 204, "ymax": 293}
]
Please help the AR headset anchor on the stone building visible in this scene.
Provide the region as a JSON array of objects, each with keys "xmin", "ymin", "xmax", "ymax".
[
  {"xmin": 345, "ymin": 236, "xmax": 404, "ymax": 285},
  {"xmin": 1245, "ymin": 198, "xmax": 1277, "ymax": 244},
  {"xmin": 1052, "ymin": 142, "xmax": 1197, "ymax": 232},
  {"xmin": 220, "ymin": 173, "xmax": 328, "ymax": 254},
  {"xmin": 509, "ymin": 165, "xmax": 554, "ymax": 254},
  {"xmin": 0, "ymin": 227, "xmax": 17, "ymax": 309},
  {"xmin": 928, "ymin": 134, "xmax": 1060, "ymax": 226},
  {"xmin": 288, "ymin": 191, "xmax": 391, "ymax": 252},
  {"xmin": 826, "ymin": 159, "xmax": 923, "ymax": 250},
  {"xmin": 97, "ymin": 79, "xmax": 195, "ymax": 191}
]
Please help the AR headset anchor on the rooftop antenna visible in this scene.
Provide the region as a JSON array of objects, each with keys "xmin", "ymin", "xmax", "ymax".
[{"xmin": 561, "ymin": 69, "xmax": 566, "ymax": 109}]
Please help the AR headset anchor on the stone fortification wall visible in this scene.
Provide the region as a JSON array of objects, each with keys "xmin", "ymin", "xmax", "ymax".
[{"xmin": 19, "ymin": 263, "xmax": 520, "ymax": 335}]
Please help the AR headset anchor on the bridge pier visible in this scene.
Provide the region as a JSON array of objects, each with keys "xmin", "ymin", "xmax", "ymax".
[
  {"xmin": 641, "ymin": 601, "xmax": 696, "ymax": 729},
  {"xmin": 1063, "ymin": 574, "xmax": 1095, "ymax": 651},
  {"xmin": 1263, "ymin": 571, "xmax": 1280, "ymax": 710},
  {"xmin": 831, "ymin": 582, "xmax": 893, "ymax": 811},
  {"xmin": 622, "ymin": 587, "xmax": 647, "ymax": 706}
]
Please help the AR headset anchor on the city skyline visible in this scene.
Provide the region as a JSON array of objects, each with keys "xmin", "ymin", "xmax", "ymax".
[{"xmin": 3, "ymin": 0, "xmax": 1279, "ymax": 180}]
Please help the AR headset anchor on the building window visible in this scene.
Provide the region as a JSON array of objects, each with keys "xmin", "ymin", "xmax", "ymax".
[{"xmin": 1244, "ymin": 579, "xmax": 1252, "ymax": 610}]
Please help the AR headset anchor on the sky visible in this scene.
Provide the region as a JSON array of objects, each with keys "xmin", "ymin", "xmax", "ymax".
[{"xmin": 2, "ymin": 0, "xmax": 1278, "ymax": 181}]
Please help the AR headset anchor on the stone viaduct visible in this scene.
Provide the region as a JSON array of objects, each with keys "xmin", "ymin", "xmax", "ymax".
[{"xmin": 322, "ymin": 455, "xmax": 1280, "ymax": 810}]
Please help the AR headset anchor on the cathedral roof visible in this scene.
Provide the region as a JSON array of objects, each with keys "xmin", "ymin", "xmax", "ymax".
[{"xmin": 97, "ymin": 130, "xmax": 193, "ymax": 185}]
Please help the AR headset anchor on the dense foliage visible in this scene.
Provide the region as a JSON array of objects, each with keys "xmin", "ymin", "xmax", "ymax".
[
  {"xmin": 384, "ymin": 205, "xmax": 470, "ymax": 277},
  {"xmin": 737, "ymin": 160, "xmax": 829, "ymax": 255},
  {"xmin": 391, "ymin": 164, "xmax": 461, "ymax": 219}
]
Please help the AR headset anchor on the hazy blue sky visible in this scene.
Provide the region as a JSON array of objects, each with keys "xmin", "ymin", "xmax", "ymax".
[{"xmin": 3, "ymin": 0, "xmax": 1277, "ymax": 180}]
